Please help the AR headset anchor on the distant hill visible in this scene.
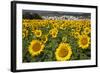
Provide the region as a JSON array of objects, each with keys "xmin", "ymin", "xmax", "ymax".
[{"xmin": 23, "ymin": 10, "xmax": 91, "ymax": 19}]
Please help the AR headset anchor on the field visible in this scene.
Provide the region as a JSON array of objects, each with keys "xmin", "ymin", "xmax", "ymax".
[{"xmin": 22, "ymin": 18, "xmax": 91, "ymax": 62}]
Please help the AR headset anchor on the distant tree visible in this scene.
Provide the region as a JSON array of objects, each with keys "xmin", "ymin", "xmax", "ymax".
[
  {"xmin": 23, "ymin": 12, "xmax": 33, "ymax": 19},
  {"xmin": 33, "ymin": 13, "xmax": 42, "ymax": 19},
  {"xmin": 23, "ymin": 12, "xmax": 42, "ymax": 19}
]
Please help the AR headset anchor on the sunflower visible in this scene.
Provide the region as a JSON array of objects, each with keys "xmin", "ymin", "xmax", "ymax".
[
  {"xmin": 52, "ymin": 23, "xmax": 59, "ymax": 29},
  {"xmin": 83, "ymin": 27, "xmax": 91, "ymax": 35},
  {"xmin": 41, "ymin": 35, "xmax": 48, "ymax": 43},
  {"xmin": 22, "ymin": 33, "xmax": 25, "ymax": 39},
  {"xmin": 78, "ymin": 34, "xmax": 90, "ymax": 49},
  {"xmin": 62, "ymin": 37, "xmax": 67, "ymax": 42},
  {"xmin": 28, "ymin": 40, "xmax": 44, "ymax": 56},
  {"xmin": 49, "ymin": 28, "xmax": 58, "ymax": 38},
  {"xmin": 74, "ymin": 32, "xmax": 80, "ymax": 39},
  {"xmin": 34, "ymin": 30, "xmax": 42, "ymax": 37},
  {"xmin": 55, "ymin": 43, "xmax": 72, "ymax": 61},
  {"xmin": 60, "ymin": 23, "xmax": 66, "ymax": 30},
  {"xmin": 22, "ymin": 28, "xmax": 28, "ymax": 38},
  {"xmin": 75, "ymin": 26, "xmax": 81, "ymax": 32}
]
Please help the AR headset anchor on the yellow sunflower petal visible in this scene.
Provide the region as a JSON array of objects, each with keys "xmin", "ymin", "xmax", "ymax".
[
  {"xmin": 49, "ymin": 28, "xmax": 58, "ymax": 38},
  {"xmin": 34, "ymin": 30, "xmax": 42, "ymax": 37},
  {"xmin": 78, "ymin": 34, "xmax": 90, "ymax": 49},
  {"xmin": 55, "ymin": 43, "xmax": 72, "ymax": 61},
  {"xmin": 28, "ymin": 40, "xmax": 44, "ymax": 56}
]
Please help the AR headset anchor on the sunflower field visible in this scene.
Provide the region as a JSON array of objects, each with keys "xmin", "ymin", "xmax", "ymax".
[{"xmin": 22, "ymin": 19, "xmax": 91, "ymax": 62}]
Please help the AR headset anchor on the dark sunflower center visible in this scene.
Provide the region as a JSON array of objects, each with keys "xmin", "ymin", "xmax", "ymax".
[
  {"xmin": 32, "ymin": 42, "xmax": 41, "ymax": 52},
  {"xmin": 53, "ymin": 32, "xmax": 56, "ymax": 35},
  {"xmin": 42, "ymin": 37, "xmax": 46, "ymax": 41},
  {"xmin": 58, "ymin": 48, "xmax": 68, "ymax": 57},
  {"xmin": 86, "ymin": 29, "xmax": 89, "ymax": 32},
  {"xmin": 36, "ymin": 31, "xmax": 40, "ymax": 35},
  {"xmin": 81, "ymin": 37, "xmax": 88, "ymax": 45}
]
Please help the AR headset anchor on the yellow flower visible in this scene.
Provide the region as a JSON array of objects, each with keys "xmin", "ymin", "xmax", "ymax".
[
  {"xmin": 78, "ymin": 34, "xmax": 90, "ymax": 49},
  {"xmin": 34, "ymin": 30, "xmax": 42, "ymax": 37},
  {"xmin": 22, "ymin": 28, "xmax": 28, "ymax": 38},
  {"xmin": 49, "ymin": 28, "xmax": 58, "ymax": 38},
  {"xmin": 83, "ymin": 27, "xmax": 91, "ymax": 34},
  {"xmin": 52, "ymin": 23, "xmax": 59, "ymax": 29},
  {"xmin": 55, "ymin": 43, "xmax": 72, "ymax": 61},
  {"xmin": 60, "ymin": 23, "xmax": 66, "ymax": 30},
  {"xmin": 22, "ymin": 33, "xmax": 25, "ymax": 39},
  {"xmin": 41, "ymin": 35, "xmax": 48, "ymax": 43},
  {"xmin": 74, "ymin": 32, "xmax": 80, "ymax": 38},
  {"xmin": 62, "ymin": 37, "xmax": 67, "ymax": 42},
  {"xmin": 28, "ymin": 40, "xmax": 44, "ymax": 56},
  {"xmin": 75, "ymin": 26, "xmax": 81, "ymax": 32}
]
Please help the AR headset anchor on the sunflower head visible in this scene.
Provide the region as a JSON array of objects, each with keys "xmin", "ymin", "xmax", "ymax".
[
  {"xmin": 34, "ymin": 30, "xmax": 42, "ymax": 37},
  {"xmin": 22, "ymin": 28, "xmax": 28, "ymax": 38},
  {"xmin": 55, "ymin": 43, "xmax": 72, "ymax": 61},
  {"xmin": 41, "ymin": 35, "xmax": 48, "ymax": 43},
  {"xmin": 62, "ymin": 37, "xmax": 67, "ymax": 42},
  {"xmin": 49, "ymin": 28, "xmax": 58, "ymax": 38},
  {"xmin": 74, "ymin": 32, "xmax": 80, "ymax": 39},
  {"xmin": 60, "ymin": 23, "xmax": 66, "ymax": 30},
  {"xmin": 52, "ymin": 23, "xmax": 59, "ymax": 29},
  {"xmin": 83, "ymin": 27, "xmax": 91, "ymax": 35},
  {"xmin": 78, "ymin": 34, "xmax": 90, "ymax": 49},
  {"xmin": 28, "ymin": 40, "xmax": 44, "ymax": 56}
]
